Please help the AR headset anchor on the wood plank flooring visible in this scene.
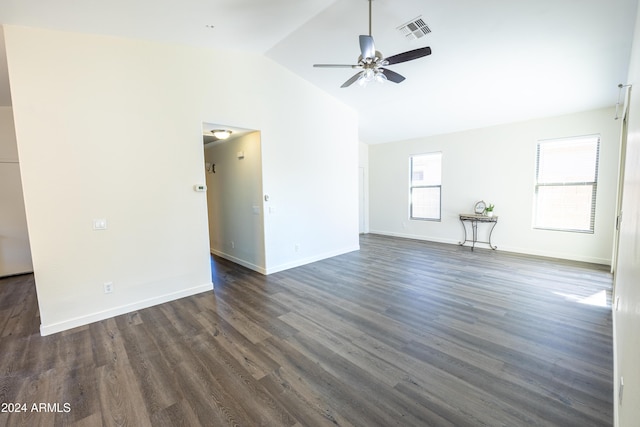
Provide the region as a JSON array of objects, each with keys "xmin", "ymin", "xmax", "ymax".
[{"xmin": 0, "ymin": 234, "xmax": 613, "ymax": 426}]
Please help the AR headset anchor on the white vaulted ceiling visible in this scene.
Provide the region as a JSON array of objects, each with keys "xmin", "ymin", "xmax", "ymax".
[{"xmin": 1, "ymin": 0, "xmax": 637, "ymax": 143}]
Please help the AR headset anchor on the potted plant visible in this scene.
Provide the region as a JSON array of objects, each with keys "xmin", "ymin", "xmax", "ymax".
[{"xmin": 485, "ymin": 204, "xmax": 495, "ymax": 217}]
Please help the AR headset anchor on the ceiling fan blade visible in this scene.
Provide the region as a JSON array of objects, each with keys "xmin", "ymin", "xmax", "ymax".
[
  {"xmin": 359, "ymin": 35, "xmax": 376, "ymax": 59},
  {"xmin": 314, "ymin": 64, "xmax": 360, "ymax": 68},
  {"xmin": 385, "ymin": 46, "xmax": 432, "ymax": 65},
  {"xmin": 341, "ymin": 72, "xmax": 364, "ymax": 88},
  {"xmin": 381, "ymin": 68, "xmax": 406, "ymax": 84}
]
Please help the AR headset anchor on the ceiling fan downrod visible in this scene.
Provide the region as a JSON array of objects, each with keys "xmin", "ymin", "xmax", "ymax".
[{"xmin": 368, "ymin": 0, "xmax": 372, "ymax": 36}]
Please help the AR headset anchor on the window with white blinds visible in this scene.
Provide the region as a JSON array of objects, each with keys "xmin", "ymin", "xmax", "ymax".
[
  {"xmin": 410, "ymin": 152, "xmax": 442, "ymax": 221},
  {"xmin": 533, "ymin": 135, "xmax": 600, "ymax": 233}
]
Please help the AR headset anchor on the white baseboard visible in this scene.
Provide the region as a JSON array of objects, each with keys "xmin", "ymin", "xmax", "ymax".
[
  {"xmin": 496, "ymin": 244, "xmax": 611, "ymax": 265},
  {"xmin": 369, "ymin": 230, "xmax": 611, "ymax": 265},
  {"xmin": 368, "ymin": 229, "xmax": 458, "ymax": 246},
  {"xmin": 265, "ymin": 244, "xmax": 360, "ymax": 275},
  {"xmin": 211, "ymin": 245, "xmax": 361, "ymax": 275},
  {"xmin": 210, "ymin": 248, "xmax": 267, "ymax": 274},
  {"xmin": 39, "ymin": 282, "xmax": 213, "ymax": 336}
]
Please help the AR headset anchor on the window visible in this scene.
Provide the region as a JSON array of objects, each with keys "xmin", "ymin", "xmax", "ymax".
[
  {"xmin": 410, "ymin": 152, "xmax": 442, "ymax": 221},
  {"xmin": 534, "ymin": 135, "xmax": 600, "ymax": 233}
]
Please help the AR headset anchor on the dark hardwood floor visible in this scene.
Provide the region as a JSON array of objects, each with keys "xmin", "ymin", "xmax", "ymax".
[{"xmin": 0, "ymin": 234, "xmax": 613, "ymax": 426}]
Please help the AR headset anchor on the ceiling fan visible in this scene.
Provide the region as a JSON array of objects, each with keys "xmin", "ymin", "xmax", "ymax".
[{"xmin": 313, "ymin": 0, "xmax": 432, "ymax": 88}]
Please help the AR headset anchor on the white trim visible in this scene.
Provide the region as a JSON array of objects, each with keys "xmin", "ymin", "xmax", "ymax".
[
  {"xmin": 265, "ymin": 245, "xmax": 360, "ymax": 275},
  {"xmin": 0, "ymin": 269, "xmax": 34, "ymax": 279},
  {"xmin": 369, "ymin": 229, "xmax": 456, "ymax": 245},
  {"xmin": 612, "ymin": 304, "xmax": 620, "ymax": 427},
  {"xmin": 369, "ymin": 230, "xmax": 611, "ymax": 265},
  {"xmin": 210, "ymin": 248, "xmax": 267, "ymax": 275},
  {"xmin": 39, "ymin": 282, "xmax": 213, "ymax": 336},
  {"xmin": 212, "ymin": 245, "xmax": 361, "ymax": 275},
  {"xmin": 496, "ymin": 243, "xmax": 610, "ymax": 265}
]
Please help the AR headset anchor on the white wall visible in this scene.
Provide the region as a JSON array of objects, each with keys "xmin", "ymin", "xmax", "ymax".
[
  {"xmin": 370, "ymin": 107, "xmax": 620, "ymax": 264},
  {"xmin": 205, "ymin": 132, "xmax": 266, "ymax": 272},
  {"xmin": 613, "ymin": 3, "xmax": 640, "ymax": 426},
  {"xmin": 0, "ymin": 106, "xmax": 32, "ymax": 276},
  {"xmin": 4, "ymin": 25, "xmax": 359, "ymax": 334},
  {"xmin": 359, "ymin": 141, "xmax": 369, "ymax": 234},
  {"xmin": 261, "ymin": 100, "xmax": 360, "ymax": 274}
]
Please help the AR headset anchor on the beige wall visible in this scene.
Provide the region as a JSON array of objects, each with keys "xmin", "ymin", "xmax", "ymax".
[
  {"xmin": 0, "ymin": 106, "xmax": 32, "ymax": 276},
  {"xmin": 613, "ymin": 3, "xmax": 640, "ymax": 426},
  {"xmin": 369, "ymin": 107, "xmax": 620, "ymax": 264},
  {"xmin": 4, "ymin": 25, "xmax": 359, "ymax": 335}
]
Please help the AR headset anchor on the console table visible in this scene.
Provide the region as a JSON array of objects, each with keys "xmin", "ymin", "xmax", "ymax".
[{"xmin": 459, "ymin": 214, "xmax": 498, "ymax": 250}]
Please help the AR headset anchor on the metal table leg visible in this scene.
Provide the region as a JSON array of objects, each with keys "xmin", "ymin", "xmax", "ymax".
[
  {"xmin": 458, "ymin": 218, "xmax": 468, "ymax": 246},
  {"xmin": 488, "ymin": 220, "xmax": 498, "ymax": 250}
]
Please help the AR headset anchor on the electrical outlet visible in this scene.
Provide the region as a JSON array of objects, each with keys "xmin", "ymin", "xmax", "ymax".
[
  {"xmin": 615, "ymin": 296, "xmax": 621, "ymax": 311},
  {"xmin": 104, "ymin": 282, "xmax": 113, "ymax": 294},
  {"xmin": 295, "ymin": 244, "xmax": 300, "ymax": 252},
  {"xmin": 231, "ymin": 241, "xmax": 235, "ymax": 249},
  {"xmin": 93, "ymin": 218, "xmax": 107, "ymax": 230}
]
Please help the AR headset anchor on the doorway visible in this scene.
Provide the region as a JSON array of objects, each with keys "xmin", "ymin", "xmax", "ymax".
[
  {"xmin": 0, "ymin": 107, "xmax": 33, "ymax": 277},
  {"xmin": 359, "ymin": 166, "xmax": 366, "ymax": 233},
  {"xmin": 202, "ymin": 123, "xmax": 266, "ymax": 273},
  {"xmin": 612, "ymin": 87, "xmax": 631, "ymax": 277}
]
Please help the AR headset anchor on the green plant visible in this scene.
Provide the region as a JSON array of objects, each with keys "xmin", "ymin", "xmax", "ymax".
[{"xmin": 485, "ymin": 204, "xmax": 495, "ymax": 212}]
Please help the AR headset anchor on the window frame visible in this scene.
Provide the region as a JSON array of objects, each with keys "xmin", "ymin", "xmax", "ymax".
[
  {"xmin": 533, "ymin": 135, "xmax": 600, "ymax": 233},
  {"xmin": 409, "ymin": 152, "xmax": 442, "ymax": 222}
]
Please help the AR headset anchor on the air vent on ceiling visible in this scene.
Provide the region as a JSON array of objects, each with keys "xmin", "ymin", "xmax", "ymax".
[{"xmin": 397, "ymin": 16, "xmax": 431, "ymax": 41}]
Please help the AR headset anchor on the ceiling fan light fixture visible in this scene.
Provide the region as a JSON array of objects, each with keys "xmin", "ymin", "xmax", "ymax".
[
  {"xmin": 358, "ymin": 68, "xmax": 386, "ymax": 86},
  {"xmin": 357, "ymin": 68, "xmax": 373, "ymax": 86},
  {"xmin": 374, "ymin": 69, "xmax": 387, "ymax": 83},
  {"xmin": 211, "ymin": 129, "xmax": 232, "ymax": 140}
]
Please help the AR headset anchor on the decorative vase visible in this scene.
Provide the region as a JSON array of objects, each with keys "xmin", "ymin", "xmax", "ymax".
[{"xmin": 487, "ymin": 211, "xmax": 494, "ymax": 217}]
